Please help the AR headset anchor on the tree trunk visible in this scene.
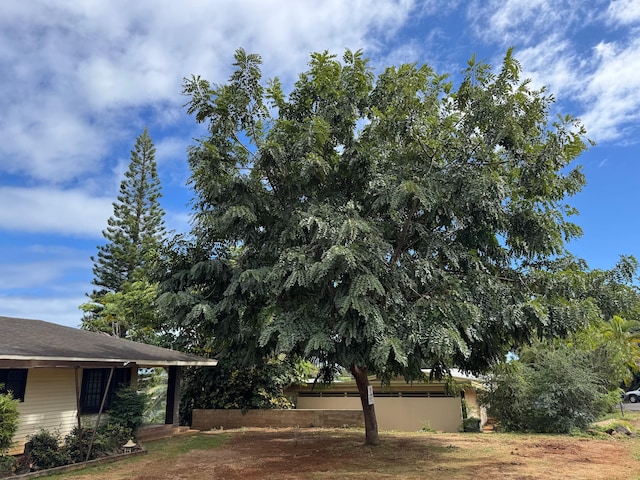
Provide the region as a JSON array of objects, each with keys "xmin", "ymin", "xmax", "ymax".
[{"xmin": 350, "ymin": 363, "xmax": 379, "ymax": 445}]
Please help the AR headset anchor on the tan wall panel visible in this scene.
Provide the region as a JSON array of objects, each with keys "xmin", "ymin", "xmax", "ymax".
[
  {"xmin": 376, "ymin": 397, "xmax": 461, "ymax": 432},
  {"xmin": 296, "ymin": 396, "xmax": 463, "ymax": 432},
  {"xmin": 11, "ymin": 368, "xmax": 79, "ymax": 454}
]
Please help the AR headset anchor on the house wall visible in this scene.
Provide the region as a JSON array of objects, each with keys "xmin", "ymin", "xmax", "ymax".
[
  {"xmin": 10, "ymin": 368, "xmax": 79, "ymax": 454},
  {"xmin": 9, "ymin": 367, "xmax": 140, "ymax": 455},
  {"xmin": 296, "ymin": 395, "xmax": 464, "ymax": 432}
]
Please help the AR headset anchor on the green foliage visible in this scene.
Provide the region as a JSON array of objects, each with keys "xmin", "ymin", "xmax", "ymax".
[
  {"xmin": 162, "ymin": 48, "xmax": 593, "ymax": 442},
  {"xmin": 0, "ymin": 454, "xmax": 15, "ymax": 474},
  {"xmin": 180, "ymin": 357, "xmax": 312, "ymax": 423},
  {"xmin": 25, "ymin": 430, "xmax": 69, "ymax": 471},
  {"xmin": 63, "ymin": 424, "xmax": 132, "ymax": 463},
  {"xmin": 108, "ymin": 386, "xmax": 147, "ymax": 433},
  {"xmin": 569, "ymin": 316, "xmax": 640, "ymax": 388},
  {"xmin": 81, "ymin": 279, "xmax": 163, "ymax": 343},
  {"xmin": 97, "ymin": 422, "xmax": 134, "ymax": 452},
  {"xmin": 24, "ymin": 423, "xmax": 134, "ymax": 470},
  {"xmin": 82, "ymin": 128, "xmax": 166, "ymax": 339},
  {"xmin": 482, "ymin": 344, "xmax": 619, "ymax": 433},
  {"xmin": 139, "ymin": 368, "xmax": 168, "ymax": 424},
  {"xmin": 461, "ymin": 417, "xmax": 481, "ymax": 433},
  {"xmin": 0, "ymin": 390, "xmax": 19, "ymax": 454}
]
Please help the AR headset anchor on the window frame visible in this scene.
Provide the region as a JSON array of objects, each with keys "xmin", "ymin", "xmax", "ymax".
[
  {"xmin": 79, "ymin": 367, "xmax": 132, "ymax": 414},
  {"xmin": 0, "ymin": 368, "xmax": 29, "ymax": 402}
]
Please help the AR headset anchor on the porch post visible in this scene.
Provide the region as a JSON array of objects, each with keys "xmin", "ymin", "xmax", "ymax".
[{"xmin": 165, "ymin": 366, "xmax": 182, "ymax": 426}]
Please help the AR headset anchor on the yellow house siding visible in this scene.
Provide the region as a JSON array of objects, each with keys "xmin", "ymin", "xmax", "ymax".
[{"xmin": 10, "ymin": 368, "xmax": 79, "ymax": 454}]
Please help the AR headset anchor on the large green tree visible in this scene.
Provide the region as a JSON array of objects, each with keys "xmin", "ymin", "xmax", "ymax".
[
  {"xmin": 82, "ymin": 128, "xmax": 166, "ymax": 338},
  {"xmin": 162, "ymin": 49, "xmax": 590, "ymax": 444}
]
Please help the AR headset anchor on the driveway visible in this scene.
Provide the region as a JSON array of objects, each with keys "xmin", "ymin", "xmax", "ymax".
[{"xmin": 621, "ymin": 401, "xmax": 640, "ymax": 411}]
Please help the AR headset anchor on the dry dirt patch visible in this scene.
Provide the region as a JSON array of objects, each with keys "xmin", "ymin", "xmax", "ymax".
[{"xmin": 51, "ymin": 427, "xmax": 640, "ymax": 480}]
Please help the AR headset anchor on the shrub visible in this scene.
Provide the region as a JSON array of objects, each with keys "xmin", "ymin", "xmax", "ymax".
[
  {"xmin": 98, "ymin": 423, "xmax": 134, "ymax": 452},
  {"xmin": 25, "ymin": 429, "xmax": 68, "ymax": 470},
  {"xmin": 180, "ymin": 358, "xmax": 311, "ymax": 423},
  {"xmin": 108, "ymin": 386, "xmax": 146, "ymax": 433},
  {"xmin": 481, "ymin": 345, "xmax": 612, "ymax": 433},
  {"xmin": 62, "ymin": 422, "xmax": 132, "ymax": 463},
  {"xmin": 462, "ymin": 417, "xmax": 482, "ymax": 433},
  {"xmin": 0, "ymin": 390, "xmax": 19, "ymax": 454},
  {"xmin": 0, "ymin": 454, "xmax": 16, "ymax": 475}
]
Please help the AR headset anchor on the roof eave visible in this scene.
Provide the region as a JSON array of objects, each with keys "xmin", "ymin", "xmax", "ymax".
[{"xmin": 0, "ymin": 356, "xmax": 218, "ymax": 369}]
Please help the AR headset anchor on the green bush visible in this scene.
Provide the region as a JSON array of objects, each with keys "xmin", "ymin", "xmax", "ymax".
[
  {"xmin": 462, "ymin": 417, "xmax": 482, "ymax": 433},
  {"xmin": 108, "ymin": 386, "xmax": 146, "ymax": 433},
  {"xmin": 25, "ymin": 430, "xmax": 69, "ymax": 471},
  {"xmin": 481, "ymin": 345, "xmax": 612, "ymax": 433},
  {"xmin": 0, "ymin": 454, "xmax": 16, "ymax": 474},
  {"xmin": 180, "ymin": 358, "xmax": 312, "ymax": 423},
  {"xmin": 62, "ymin": 422, "xmax": 132, "ymax": 463},
  {"xmin": 0, "ymin": 390, "xmax": 19, "ymax": 454},
  {"xmin": 24, "ymin": 422, "xmax": 137, "ymax": 471},
  {"xmin": 97, "ymin": 423, "xmax": 134, "ymax": 452}
]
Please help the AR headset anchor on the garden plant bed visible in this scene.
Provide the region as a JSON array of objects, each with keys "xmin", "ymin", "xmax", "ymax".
[
  {"xmin": 9, "ymin": 450, "xmax": 146, "ymax": 479},
  {"xmin": 40, "ymin": 423, "xmax": 640, "ymax": 480}
]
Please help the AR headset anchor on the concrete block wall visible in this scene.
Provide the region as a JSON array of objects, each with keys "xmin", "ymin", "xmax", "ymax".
[{"xmin": 192, "ymin": 409, "xmax": 364, "ymax": 430}]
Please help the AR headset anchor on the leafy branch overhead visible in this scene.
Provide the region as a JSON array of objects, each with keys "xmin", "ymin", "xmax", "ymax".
[{"xmin": 161, "ymin": 48, "xmax": 605, "ymax": 444}]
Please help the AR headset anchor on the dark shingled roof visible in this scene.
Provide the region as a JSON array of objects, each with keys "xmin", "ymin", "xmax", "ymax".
[{"xmin": 0, "ymin": 316, "xmax": 217, "ymax": 367}]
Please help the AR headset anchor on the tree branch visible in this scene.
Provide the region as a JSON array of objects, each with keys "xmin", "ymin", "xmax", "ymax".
[{"xmin": 391, "ymin": 199, "xmax": 419, "ymax": 264}]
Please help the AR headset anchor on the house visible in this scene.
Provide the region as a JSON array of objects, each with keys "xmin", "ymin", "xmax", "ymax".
[
  {"xmin": 0, "ymin": 316, "xmax": 217, "ymax": 454},
  {"xmin": 289, "ymin": 369, "xmax": 483, "ymax": 432}
]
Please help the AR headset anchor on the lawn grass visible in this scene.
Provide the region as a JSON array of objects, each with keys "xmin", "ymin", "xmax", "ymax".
[{"xmin": 44, "ymin": 433, "xmax": 229, "ymax": 479}]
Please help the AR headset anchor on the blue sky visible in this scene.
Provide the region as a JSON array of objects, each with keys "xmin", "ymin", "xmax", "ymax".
[{"xmin": 1, "ymin": 0, "xmax": 639, "ymax": 328}]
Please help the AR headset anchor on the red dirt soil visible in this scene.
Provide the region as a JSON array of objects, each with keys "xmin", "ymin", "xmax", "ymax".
[{"xmin": 56, "ymin": 428, "xmax": 640, "ymax": 480}]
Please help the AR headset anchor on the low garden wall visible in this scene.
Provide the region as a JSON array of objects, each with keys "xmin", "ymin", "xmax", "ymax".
[{"xmin": 192, "ymin": 409, "xmax": 364, "ymax": 430}]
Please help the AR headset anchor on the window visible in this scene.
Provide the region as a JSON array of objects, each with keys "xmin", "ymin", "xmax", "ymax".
[
  {"xmin": 0, "ymin": 369, "xmax": 28, "ymax": 401},
  {"xmin": 80, "ymin": 368, "xmax": 131, "ymax": 414}
]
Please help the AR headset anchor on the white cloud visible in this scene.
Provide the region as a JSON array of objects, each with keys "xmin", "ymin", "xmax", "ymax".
[
  {"xmin": 462, "ymin": 0, "xmax": 640, "ymax": 143},
  {"xmin": 0, "ymin": 294, "xmax": 87, "ymax": 328},
  {"xmin": 607, "ymin": 0, "xmax": 640, "ymax": 25},
  {"xmin": 515, "ymin": 37, "xmax": 581, "ymax": 98},
  {"xmin": 155, "ymin": 136, "xmax": 189, "ymax": 168},
  {"xmin": 468, "ymin": 0, "xmax": 604, "ymax": 47},
  {"xmin": 579, "ymin": 38, "xmax": 640, "ymax": 142},
  {"xmin": 0, "ymin": 187, "xmax": 111, "ymax": 237},
  {"xmin": 165, "ymin": 210, "xmax": 192, "ymax": 236},
  {"xmin": 0, "ymin": 0, "xmax": 416, "ymax": 187},
  {"xmin": 0, "ymin": 247, "xmax": 89, "ymax": 291},
  {"xmin": 0, "ymin": 98, "xmax": 115, "ymax": 183},
  {"xmin": 0, "ymin": 242, "xmax": 93, "ymax": 328}
]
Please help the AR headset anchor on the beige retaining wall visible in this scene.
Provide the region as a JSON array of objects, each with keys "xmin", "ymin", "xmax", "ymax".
[
  {"xmin": 193, "ymin": 396, "xmax": 464, "ymax": 433},
  {"xmin": 296, "ymin": 396, "xmax": 463, "ymax": 432},
  {"xmin": 192, "ymin": 409, "xmax": 364, "ymax": 430}
]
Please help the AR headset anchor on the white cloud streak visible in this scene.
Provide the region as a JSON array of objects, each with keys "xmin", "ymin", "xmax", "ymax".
[
  {"xmin": 0, "ymin": 187, "xmax": 111, "ymax": 237},
  {"xmin": 0, "ymin": 294, "xmax": 87, "ymax": 328},
  {"xmin": 607, "ymin": 0, "xmax": 640, "ymax": 25},
  {"xmin": 0, "ymin": 0, "xmax": 415, "ymax": 187},
  {"xmin": 464, "ymin": 0, "xmax": 640, "ymax": 143},
  {"xmin": 579, "ymin": 38, "xmax": 640, "ymax": 142}
]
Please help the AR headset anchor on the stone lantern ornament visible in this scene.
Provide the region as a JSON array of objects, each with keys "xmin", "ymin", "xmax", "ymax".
[{"xmin": 122, "ymin": 439, "xmax": 138, "ymax": 454}]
